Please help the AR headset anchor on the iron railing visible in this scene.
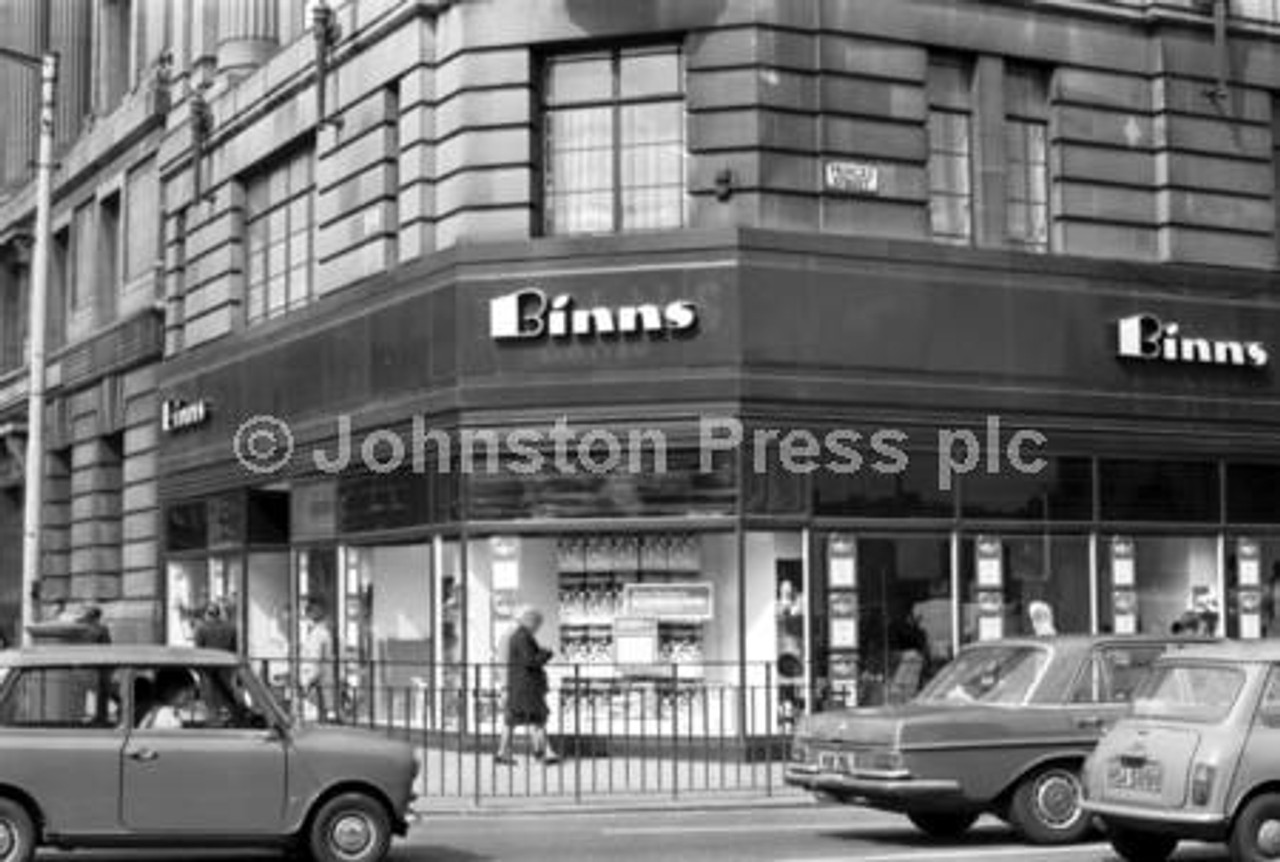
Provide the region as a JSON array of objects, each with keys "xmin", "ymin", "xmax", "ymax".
[{"xmin": 253, "ymin": 658, "xmax": 796, "ymax": 803}]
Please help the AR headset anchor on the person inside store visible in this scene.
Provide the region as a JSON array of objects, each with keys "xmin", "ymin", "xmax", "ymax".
[
  {"xmin": 495, "ymin": 606, "xmax": 560, "ymax": 766},
  {"xmin": 1171, "ymin": 586, "xmax": 1220, "ymax": 637},
  {"xmin": 299, "ymin": 596, "xmax": 336, "ymax": 721},
  {"xmin": 1027, "ymin": 600, "xmax": 1057, "ymax": 637},
  {"xmin": 1267, "ymin": 567, "xmax": 1280, "ymax": 637},
  {"xmin": 78, "ymin": 605, "xmax": 111, "ymax": 643},
  {"xmin": 194, "ymin": 601, "xmax": 238, "ymax": 652},
  {"xmin": 138, "ymin": 669, "xmax": 207, "ymax": 729}
]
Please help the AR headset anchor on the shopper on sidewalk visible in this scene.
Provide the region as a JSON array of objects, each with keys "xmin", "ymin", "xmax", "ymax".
[{"xmin": 496, "ymin": 606, "xmax": 559, "ymax": 765}]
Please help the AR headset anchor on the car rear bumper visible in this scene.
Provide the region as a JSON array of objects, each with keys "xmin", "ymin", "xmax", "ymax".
[
  {"xmin": 784, "ymin": 766, "xmax": 964, "ymax": 806},
  {"xmin": 1081, "ymin": 799, "xmax": 1227, "ymax": 841}
]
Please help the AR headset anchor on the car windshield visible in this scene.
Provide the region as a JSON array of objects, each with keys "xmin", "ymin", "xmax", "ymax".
[
  {"xmin": 1132, "ymin": 662, "xmax": 1245, "ymax": 723},
  {"xmin": 916, "ymin": 644, "xmax": 1050, "ymax": 705}
]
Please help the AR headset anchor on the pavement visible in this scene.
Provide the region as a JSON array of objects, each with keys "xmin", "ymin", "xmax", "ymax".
[
  {"xmin": 406, "ymin": 803, "xmax": 1234, "ymax": 862},
  {"xmin": 412, "ymin": 744, "xmax": 799, "ymax": 814},
  {"xmin": 414, "ymin": 786, "xmax": 810, "ymax": 816}
]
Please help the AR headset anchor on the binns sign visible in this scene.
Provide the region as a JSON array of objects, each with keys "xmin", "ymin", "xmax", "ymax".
[
  {"xmin": 1117, "ymin": 313, "xmax": 1269, "ymax": 369},
  {"xmin": 489, "ymin": 288, "xmax": 698, "ymax": 342}
]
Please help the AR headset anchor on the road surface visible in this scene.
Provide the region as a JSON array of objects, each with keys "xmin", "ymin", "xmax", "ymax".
[{"xmin": 36, "ymin": 804, "xmax": 1233, "ymax": 861}]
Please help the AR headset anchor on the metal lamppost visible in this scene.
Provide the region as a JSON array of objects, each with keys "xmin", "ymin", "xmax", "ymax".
[{"xmin": 0, "ymin": 47, "xmax": 58, "ymax": 644}]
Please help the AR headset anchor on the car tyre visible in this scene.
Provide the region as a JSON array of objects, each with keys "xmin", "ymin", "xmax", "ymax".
[
  {"xmin": 1008, "ymin": 764, "xmax": 1093, "ymax": 845},
  {"xmin": 1108, "ymin": 825, "xmax": 1177, "ymax": 862},
  {"xmin": 1231, "ymin": 792, "xmax": 1280, "ymax": 862},
  {"xmin": 907, "ymin": 811, "xmax": 979, "ymax": 838},
  {"xmin": 307, "ymin": 792, "xmax": 391, "ymax": 862},
  {"xmin": 0, "ymin": 797, "xmax": 36, "ymax": 862}
]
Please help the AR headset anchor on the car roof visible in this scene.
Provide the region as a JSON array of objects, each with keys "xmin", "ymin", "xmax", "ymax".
[
  {"xmin": 0, "ymin": 645, "xmax": 242, "ymax": 668},
  {"xmin": 1155, "ymin": 640, "xmax": 1280, "ymax": 665},
  {"xmin": 963, "ymin": 634, "xmax": 1197, "ymax": 652}
]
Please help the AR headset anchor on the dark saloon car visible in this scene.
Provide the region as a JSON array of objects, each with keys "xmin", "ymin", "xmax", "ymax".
[
  {"xmin": 0, "ymin": 645, "xmax": 418, "ymax": 862},
  {"xmin": 786, "ymin": 635, "xmax": 1196, "ymax": 845}
]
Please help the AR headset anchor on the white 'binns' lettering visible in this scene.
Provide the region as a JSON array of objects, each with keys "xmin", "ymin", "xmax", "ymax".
[
  {"xmin": 490, "ymin": 288, "xmax": 699, "ymax": 341},
  {"xmin": 160, "ymin": 398, "xmax": 211, "ymax": 433},
  {"xmin": 1117, "ymin": 314, "xmax": 1268, "ymax": 368}
]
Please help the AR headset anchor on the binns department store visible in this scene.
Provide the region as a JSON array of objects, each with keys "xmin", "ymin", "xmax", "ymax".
[{"xmin": 155, "ymin": 230, "xmax": 1280, "ymax": 734}]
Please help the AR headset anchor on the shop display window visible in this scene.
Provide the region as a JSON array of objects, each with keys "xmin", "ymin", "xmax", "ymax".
[
  {"xmin": 165, "ymin": 556, "xmax": 242, "ymax": 648},
  {"xmin": 813, "ymin": 452, "xmax": 953, "ymax": 518},
  {"xmin": 958, "ymin": 534, "xmax": 1092, "ymax": 639},
  {"xmin": 1227, "ymin": 463, "xmax": 1280, "ymax": 524},
  {"xmin": 466, "ymin": 448, "xmax": 736, "ymax": 520},
  {"xmin": 1100, "ymin": 459, "xmax": 1220, "ymax": 523},
  {"xmin": 464, "ymin": 531, "xmax": 739, "ymax": 735},
  {"xmin": 960, "ymin": 456, "xmax": 1093, "ymax": 520},
  {"xmin": 1098, "ymin": 535, "xmax": 1219, "ymax": 635}
]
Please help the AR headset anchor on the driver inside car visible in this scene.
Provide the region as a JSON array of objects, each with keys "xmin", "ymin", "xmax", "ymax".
[{"xmin": 138, "ymin": 668, "xmax": 209, "ymax": 729}]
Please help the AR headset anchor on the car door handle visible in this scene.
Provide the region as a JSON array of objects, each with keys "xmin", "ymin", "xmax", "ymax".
[
  {"xmin": 1075, "ymin": 716, "xmax": 1106, "ymax": 730},
  {"xmin": 126, "ymin": 747, "xmax": 159, "ymax": 762}
]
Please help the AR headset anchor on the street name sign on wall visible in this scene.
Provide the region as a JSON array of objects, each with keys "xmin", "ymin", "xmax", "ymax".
[{"xmin": 823, "ymin": 160, "xmax": 881, "ymax": 195}]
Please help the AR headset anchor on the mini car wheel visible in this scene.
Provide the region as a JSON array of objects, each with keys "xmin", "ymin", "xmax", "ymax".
[
  {"xmin": 0, "ymin": 797, "xmax": 36, "ymax": 862},
  {"xmin": 1008, "ymin": 764, "xmax": 1092, "ymax": 845},
  {"xmin": 1231, "ymin": 792, "xmax": 1280, "ymax": 862},
  {"xmin": 1108, "ymin": 825, "xmax": 1178, "ymax": 862},
  {"xmin": 308, "ymin": 792, "xmax": 391, "ymax": 862},
  {"xmin": 907, "ymin": 811, "xmax": 979, "ymax": 838}
]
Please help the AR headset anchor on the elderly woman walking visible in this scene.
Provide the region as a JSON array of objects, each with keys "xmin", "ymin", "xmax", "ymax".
[{"xmin": 495, "ymin": 606, "xmax": 560, "ymax": 765}]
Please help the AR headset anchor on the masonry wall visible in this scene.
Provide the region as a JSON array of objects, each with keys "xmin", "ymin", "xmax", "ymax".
[{"xmin": 156, "ymin": 0, "xmax": 1280, "ymax": 357}]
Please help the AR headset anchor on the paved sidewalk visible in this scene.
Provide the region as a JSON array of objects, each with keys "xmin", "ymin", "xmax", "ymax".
[
  {"xmin": 412, "ymin": 744, "xmax": 806, "ymax": 813},
  {"xmin": 414, "ymin": 787, "xmax": 812, "ymax": 816}
]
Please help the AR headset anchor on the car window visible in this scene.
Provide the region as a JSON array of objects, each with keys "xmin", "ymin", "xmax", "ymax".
[
  {"xmin": 1133, "ymin": 662, "xmax": 1245, "ymax": 723},
  {"xmin": 917, "ymin": 644, "xmax": 1050, "ymax": 705},
  {"xmin": 132, "ymin": 665, "xmax": 272, "ymax": 731},
  {"xmin": 0, "ymin": 666, "xmax": 124, "ymax": 728},
  {"xmin": 1259, "ymin": 667, "xmax": 1280, "ymax": 712},
  {"xmin": 1069, "ymin": 645, "xmax": 1165, "ymax": 704}
]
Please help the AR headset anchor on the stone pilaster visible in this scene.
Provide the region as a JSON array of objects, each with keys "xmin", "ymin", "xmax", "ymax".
[{"xmin": 216, "ymin": 0, "xmax": 279, "ymax": 81}]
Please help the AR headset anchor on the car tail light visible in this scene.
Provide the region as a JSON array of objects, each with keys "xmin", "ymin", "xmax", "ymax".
[{"xmin": 1191, "ymin": 762, "xmax": 1215, "ymax": 806}]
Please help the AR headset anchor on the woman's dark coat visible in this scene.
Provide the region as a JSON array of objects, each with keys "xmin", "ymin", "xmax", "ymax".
[{"xmin": 504, "ymin": 624, "xmax": 552, "ymax": 725}]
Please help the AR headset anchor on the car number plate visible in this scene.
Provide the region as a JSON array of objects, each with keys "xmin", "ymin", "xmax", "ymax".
[{"xmin": 1107, "ymin": 760, "xmax": 1163, "ymax": 794}]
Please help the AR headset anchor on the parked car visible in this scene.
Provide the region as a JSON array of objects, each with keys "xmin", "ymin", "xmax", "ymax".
[
  {"xmin": 785, "ymin": 635, "xmax": 1196, "ymax": 845},
  {"xmin": 0, "ymin": 644, "xmax": 418, "ymax": 862},
  {"xmin": 1082, "ymin": 640, "xmax": 1280, "ymax": 862}
]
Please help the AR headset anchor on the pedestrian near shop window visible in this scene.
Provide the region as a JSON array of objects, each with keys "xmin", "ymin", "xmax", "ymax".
[
  {"xmin": 495, "ymin": 607, "xmax": 559, "ymax": 765},
  {"xmin": 78, "ymin": 606, "xmax": 111, "ymax": 643},
  {"xmin": 194, "ymin": 602, "xmax": 238, "ymax": 652},
  {"xmin": 299, "ymin": 597, "xmax": 335, "ymax": 721}
]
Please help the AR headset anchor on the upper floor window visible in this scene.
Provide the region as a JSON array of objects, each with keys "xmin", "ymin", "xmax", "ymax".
[
  {"xmin": 70, "ymin": 203, "xmax": 95, "ymax": 315},
  {"xmin": 101, "ymin": 0, "xmax": 134, "ymax": 112},
  {"xmin": 244, "ymin": 145, "xmax": 315, "ymax": 325},
  {"xmin": 541, "ymin": 46, "xmax": 687, "ymax": 236},
  {"xmin": 927, "ymin": 55, "xmax": 974, "ymax": 246},
  {"xmin": 1005, "ymin": 65, "xmax": 1051, "ymax": 253}
]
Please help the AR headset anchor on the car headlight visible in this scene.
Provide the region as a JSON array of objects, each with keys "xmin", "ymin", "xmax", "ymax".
[{"xmin": 853, "ymin": 749, "xmax": 907, "ymax": 777}]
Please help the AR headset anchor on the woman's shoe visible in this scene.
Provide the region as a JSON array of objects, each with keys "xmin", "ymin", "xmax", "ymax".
[
  {"xmin": 541, "ymin": 753, "xmax": 561, "ymax": 765},
  {"xmin": 494, "ymin": 754, "xmax": 517, "ymax": 765}
]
